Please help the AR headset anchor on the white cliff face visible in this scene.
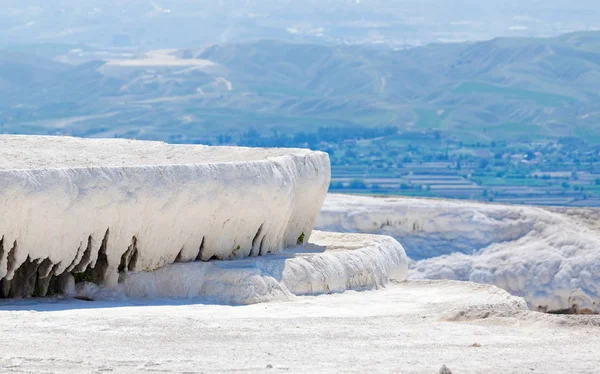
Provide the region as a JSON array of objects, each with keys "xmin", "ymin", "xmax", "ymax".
[
  {"xmin": 318, "ymin": 194, "xmax": 600, "ymax": 313},
  {"xmin": 0, "ymin": 135, "xmax": 330, "ymax": 297}
]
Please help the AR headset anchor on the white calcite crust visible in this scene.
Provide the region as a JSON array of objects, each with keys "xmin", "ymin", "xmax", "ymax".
[
  {"xmin": 86, "ymin": 231, "xmax": 409, "ymax": 304},
  {"xmin": 0, "ymin": 135, "xmax": 330, "ymax": 296},
  {"xmin": 318, "ymin": 194, "xmax": 600, "ymax": 313}
]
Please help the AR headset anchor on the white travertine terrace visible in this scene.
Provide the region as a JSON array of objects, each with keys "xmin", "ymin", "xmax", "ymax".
[
  {"xmin": 318, "ymin": 194, "xmax": 600, "ymax": 313},
  {"xmin": 0, "ymin": 135, "xmax": 330, "ymax": 297},
  {"xmin": 82, "ymin": 231, "xmax": 409, "ymax": 304}
]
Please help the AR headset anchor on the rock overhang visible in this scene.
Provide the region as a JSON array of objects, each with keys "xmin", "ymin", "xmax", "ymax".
[{"xmin": 0, "ymin": 135, "xmax": 331, "ymax": 298}]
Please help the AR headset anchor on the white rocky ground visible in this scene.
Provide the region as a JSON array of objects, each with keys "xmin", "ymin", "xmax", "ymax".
[
  {"xmin": 0, "ymin": 135, "xmax": 330, "ymax": 297},
  {"xmin": 318, "ymin": 194, "xmax": 600, "ymax": 313},
  {"xmin": 1, "ymin": 280, "xmax": 598, "ymax": 373}
]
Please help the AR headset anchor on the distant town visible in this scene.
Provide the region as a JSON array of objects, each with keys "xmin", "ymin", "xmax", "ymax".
[{"xmin": 235, "ymin": 127, "xmax": 600, "ymax": 207}]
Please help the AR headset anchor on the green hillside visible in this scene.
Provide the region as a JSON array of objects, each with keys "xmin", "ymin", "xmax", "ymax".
[{"xmin": 3, "ymin": 31, "xmax": 600, "ymax": 145}]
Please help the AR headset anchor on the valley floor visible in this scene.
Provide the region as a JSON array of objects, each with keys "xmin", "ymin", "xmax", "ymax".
[{"xmin": 1, "ymin": 280, "xmax": 598, "ymax": 373}]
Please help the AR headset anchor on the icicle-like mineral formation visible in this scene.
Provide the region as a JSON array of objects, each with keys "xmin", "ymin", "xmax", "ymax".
[{"xmin": 0, "ymin": 135, "xmax": 330, "ymax": 298}]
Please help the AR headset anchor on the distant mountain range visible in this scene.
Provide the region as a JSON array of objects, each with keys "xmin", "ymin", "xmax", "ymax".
[{"xmin": 2, "ymin": 31, "xmax": 600, "ymax": 144}]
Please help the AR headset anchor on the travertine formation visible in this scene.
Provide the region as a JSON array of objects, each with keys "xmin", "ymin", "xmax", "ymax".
[
  {"xmin": 318, "ymin": 193, "xmax": 600, "ymax": 313},
  {"xmin": 0, "ymin": 135, "xmax": 331, "ymax": 298},
  {"xmin": 118, "ymin": 231, "xmax": 409, "ymax": 304}
]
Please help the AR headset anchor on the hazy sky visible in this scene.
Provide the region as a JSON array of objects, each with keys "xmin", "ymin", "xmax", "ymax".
[{"xmin": 1, "ymin": 0, "xmax": 599, "ymax": 48}]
